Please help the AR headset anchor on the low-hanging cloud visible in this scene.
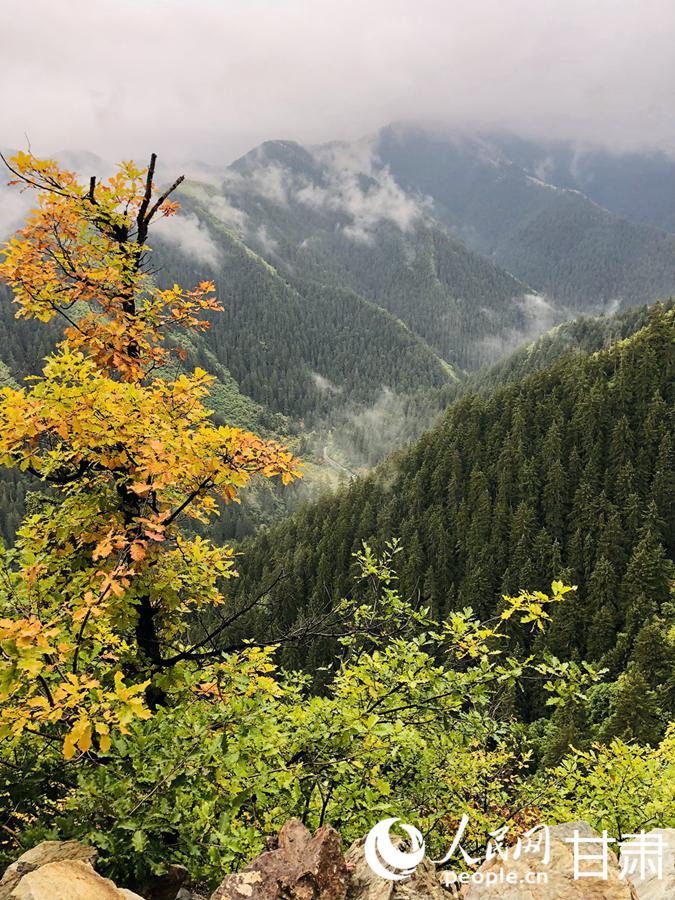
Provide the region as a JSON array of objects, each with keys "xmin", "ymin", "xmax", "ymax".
[
  {"xmin": 336, "ymin": 386, "xmax": 438, "ymax": 468},
  {"xmin": 2, "ymin": 0, "xmax": 674, "ymax": 165},
  {"xmin": 187, "ymin": 185, "xmax": 249, "ymax": 232},
  {"xmin": 220, "ymin": 138, "xmax": 430, "ymax": 241},
  {"xmin": 222, "ymin": 165, "xmax": 290, "ymax": 206},
  {"xmin": 298, "ymin": 141, "xmax": 430, "ymax": 241},
  {"xmin": 310, "ymin": 371, "xmax": 342, "ymax": 395},
  {"xmin": 255, "ymin": 224, "xmax": 279, "ymax": 257},
  {"xmin": 153, "ymin": 211, "xmax": 221, "ymax": 268},
  {"xmin": 479, "ymin": 292, "xmax": 563, "ymax": 361},
  {"xmin": 0, "ymin": 186, "xmax": 32, "ymax": 240}
]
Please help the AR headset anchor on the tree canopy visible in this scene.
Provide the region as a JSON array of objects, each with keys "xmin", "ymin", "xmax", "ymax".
[{"xmin": 0, "ymin": 152, "xmax": 300, "ymax": 756}]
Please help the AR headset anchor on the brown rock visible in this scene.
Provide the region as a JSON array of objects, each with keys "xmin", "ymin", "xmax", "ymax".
[
  {"xmin": 140, "ymin": 864, "xmax": 190, "ymax": 900},
  {"xmin": 344, "ymin": 835, "xmax": 446, "ymax": 900},
  {"xmin": 210, "ymin": 819, "xmax": 348, "ymax": 900},
  {"xmin": 460, "ymin": 820, "xmax": 638, "ymax": 899},
  {"xmin": 10, "ymin": 858, "xmax": 141, "ymax": 899},
  {"xmin": 0, "ymin": 841, "xmax": 98, "ymax": 900}
]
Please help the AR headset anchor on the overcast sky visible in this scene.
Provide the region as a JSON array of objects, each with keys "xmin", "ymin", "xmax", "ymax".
[{"xmin": 3, "ymin": 0, "xmax": 675, "ymax": 165}]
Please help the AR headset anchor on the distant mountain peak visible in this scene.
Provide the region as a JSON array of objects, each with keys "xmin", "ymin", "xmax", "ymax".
[{"xmin": 230, "ymin": 139, "xmax": 320, "ymax": 179}]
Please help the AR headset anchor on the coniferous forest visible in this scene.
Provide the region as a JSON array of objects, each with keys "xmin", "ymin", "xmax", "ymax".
[{"xmin": 230, "ymin": 307, "xmax": 674, "ymax": 753}]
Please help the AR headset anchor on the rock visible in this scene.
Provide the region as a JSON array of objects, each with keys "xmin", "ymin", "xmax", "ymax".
[
  {"xmin": 9, "ymin": 859, "xmax": 143, "ymax": 899},
  {"xmin": 0, "ymin": 841, "xmax": 98, "ymax": 900},
  {"xmin": 460, "ymin": 820, "xmax": 638, "ymax": 899},
  {"xmin": 344, "ymin": 835, "xmax": 446, "ymax": 900},
  {"xmin": 140, "ymin": 865, "xmax": 190, "ymax": 900},
  {"xmin": 210, "ymin": 819, "xmax": 348, "ymax": 900},
  {"xmin": 622, "ymin": 828, "xmax": 675, "ymax": 900}
]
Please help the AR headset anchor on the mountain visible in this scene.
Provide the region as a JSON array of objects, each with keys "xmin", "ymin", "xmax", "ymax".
[
  {"xmin": 158, "ymin": 127, "xmax": 675, "ymax": 387},
  {"xmin": 0, "ymin": 232, "xmax": 455, "ymax": 545},
  {"xmin": 173, "ymin": 139, "xmax": 550, "ymax": 372},
  {"xmin": 485, "ymin": 133, "xmax": 675, "ymax": 232},
  {"xmin": 11, "ymin": 127, "xmax": 670, "ymax": 433},
  {"xmin": 2, "ymin": 134, "xmax": 674, "ymax": 547},
  {"xmin": 376, "ymin": 124, "xmax": 675, "ymax": 310},
  {"xmin": 228, "ymin": 306, "xmax": 675, "ymax": 746},
  {"xmin": 4, "ymin": 130, "xmax": 675, "ymax": 403},
  {"xmin": 151, "ymin": 224, "xmax": 451, "ymax": 422},
  {"xmin": 0, "ymin": 170, "xmax": 451, "ymax": 425}
]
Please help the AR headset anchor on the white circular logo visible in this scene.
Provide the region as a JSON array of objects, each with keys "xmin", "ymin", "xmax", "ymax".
[{"xmin": 364, "ymin": 817, "xmax": 426, "ymax": 881}]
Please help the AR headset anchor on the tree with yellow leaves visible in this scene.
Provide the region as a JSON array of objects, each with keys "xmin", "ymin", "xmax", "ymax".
[{"xmin": 0, "ymin": 152, "xmax": 301, "ymax": 758}]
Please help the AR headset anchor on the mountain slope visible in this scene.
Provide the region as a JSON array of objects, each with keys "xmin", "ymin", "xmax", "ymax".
[
  {"xmin": 327, "ymin": 300, "xmax": 674, "ymax": 468},
  {"xmin": 181, "ymin": 140, "xmax": 548, "ymax": 371},
  {"xmin": 0, "ymin": 232, "xmax": 454, "ymax": 544},
  {"xmin": 466, "ymin": 299, "xmax": 675, "ymax": 395},
  {"xmin": 151, "ymin": 217, "xmax": 452, "ymax": 421},
  {"xmin": 376, "ymin": 125, "xmax": 675, "ymax": 310},
  {"xmin": 230, "ymin": 307, "xmax": 675, "ymax": 742},
  {"xmin": 488, "ymin": 133, "xmax": 675, "ymax": 232}
]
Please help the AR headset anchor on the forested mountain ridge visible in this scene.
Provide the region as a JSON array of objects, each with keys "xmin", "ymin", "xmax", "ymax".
[
  {"xmin": 0, "ymin": 227, "xmax": 452, "ymax": 429},
  {"xmin": 151, "ymin": 218, "xmax": 452, "ymax": 421},
  {"xmin": 229, "ymin": 306, "xmax": 675, "ymax": 750},
  {"xmin": 465, "ymin": 299, "xmax": 675, "ymax": 396},
  {"xmin": 172, "ymin": 141, "xmax": 551, "ymax": 372},
  {"xmin": 328, "ymin": 299, "xmax": 675, "ymax": 468},
  {"xmin": 150, "ymin": 126, "xmax": 675, "ymax": 390},
  {"xmin": 376, "ymin": 125, "xmax": 675, "ymax": 309},
  {"xmin": 0, "ymin": 153, "xmax": 454, "ymax": 424},
  {"xmin": 484, "ymin": 132, "xmax": 675, "ymax": 232}
]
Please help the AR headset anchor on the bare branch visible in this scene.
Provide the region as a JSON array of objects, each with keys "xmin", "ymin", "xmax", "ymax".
[
  {"xmin": 160, "ymin": 571, "xmax": 288, "ymax": 668},
  {"xmin": 135, "ymin": 153, "xmax": 158, "ymax": 245},
  {"xmin": 162, "ymin": 475, "xmax": 214, "ymax": 528},
  {"xmin": 142, "ymin": 174, "xmax": 185, "ymax": 237}
]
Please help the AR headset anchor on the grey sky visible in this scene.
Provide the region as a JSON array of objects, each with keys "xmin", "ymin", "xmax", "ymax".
[{"xmin": 2, "ymin": 0, "xmax": 675, "ymax": 164}]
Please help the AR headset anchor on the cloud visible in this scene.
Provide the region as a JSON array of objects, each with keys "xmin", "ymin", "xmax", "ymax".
[
  {"xmin": 187, "ymin": 185, "xmax": 249, "ymax": 231},
  {"xmin": 310, "ymin": 371, "xmax": 342, "ymax": 394},
  {"xmin": 479, "ymin": 292, "xmax": 562, "ymax": 360},
  {"xmin": 255, "ymin": 224, "xmax": 279, "ymax": 257},
  {"xmin": 533, "ymin": 156, "xmax": 555, "ymax": 183},
  {"xmin": 222, "ymin": 165, "xmax": 290, "ymax": 205},
  {"xmin": 222, "ymin": 138, "xmax": 429, "ymax": 241},
  {"xmin": 153, "ymin": 211, "xmax": 221, "ymax": 268},
  {"xmin": 602, "ymin": 297, "xmax": 622, "ymax": 316},
  {"xmin": 336, "ymin": 386, "xmax": 437, "ymax": 467},
  {"xmin": 0, "ymin": 185, "xmax": 33, "ymax": 239},
  {"xmin": 298, "ymin": 141, "xmax": 430, "ymax": 240},
  {"xmin": 2, "ymin": 0, "xmax": 674, "ymax": 164}
]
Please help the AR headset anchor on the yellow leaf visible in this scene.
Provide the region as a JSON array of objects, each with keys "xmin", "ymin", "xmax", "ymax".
[
  {"xmin": 63, "ymin": 730, "xmax": 76, "ymax": 760},
  {"xmin": 78, "ymin": 721, "xmax": 92, "ymax": 753}
]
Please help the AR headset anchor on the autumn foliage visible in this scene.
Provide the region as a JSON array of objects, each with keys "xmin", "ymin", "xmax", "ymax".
[{"xmin": 0, "ymin": 152, "xmax": 300, "ymax": 758}]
